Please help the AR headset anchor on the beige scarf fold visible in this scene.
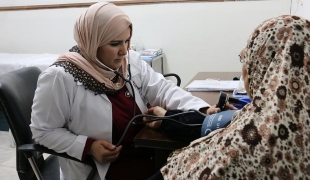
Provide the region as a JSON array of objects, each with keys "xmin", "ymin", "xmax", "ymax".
[{"xmin": 56, "ymin": 2, "xmax": 131, "ymax": 90}]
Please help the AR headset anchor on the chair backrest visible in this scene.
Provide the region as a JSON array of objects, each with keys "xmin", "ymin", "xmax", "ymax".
[
  {"xmin": 163, "ymin": 73, "xmax": 181, "ymax": 87},
  {"xmin": 0, "ymin": 66, "xmax": 42, "ymax": 180}
]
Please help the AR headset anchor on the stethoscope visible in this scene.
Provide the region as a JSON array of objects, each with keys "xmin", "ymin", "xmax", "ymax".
[
  {"xmin": 96, "ymin": 50, "xmax": 137, "ymax": 121},
  {"xmin": 96, "ymin": 51, "xmax": 208, "ymax": 147},
  {"xmin": 96, "ymin": 50, "xmax": 132, "ymax": 82}
]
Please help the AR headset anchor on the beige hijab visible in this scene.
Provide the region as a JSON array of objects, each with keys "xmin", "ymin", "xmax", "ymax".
[{"xmin": 56, "ymin": 2, "xmax": 131, "ymax": 90}]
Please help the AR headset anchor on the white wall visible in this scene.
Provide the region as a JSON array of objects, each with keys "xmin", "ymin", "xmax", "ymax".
[
  {"xmin": 291, "ymin": 0, "xmax": 310, "ymax": 19},
  {"xmin": 0, "ymin": 0, "xmax": 291, "ymax": 86}
]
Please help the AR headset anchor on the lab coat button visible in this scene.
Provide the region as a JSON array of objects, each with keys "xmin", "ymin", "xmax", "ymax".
[{"xmin": 106, "ymin": 106, "xmax": 111, "ymax": 111}]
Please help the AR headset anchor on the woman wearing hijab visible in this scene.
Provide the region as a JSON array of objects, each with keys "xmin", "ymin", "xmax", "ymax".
[
  {"xmin": 148, "ymin": 15, "xmax": 310, "ymax": 179},
  {"xmin": 29, "ymin": 2, "xmax": 222, "ymax": 180}
]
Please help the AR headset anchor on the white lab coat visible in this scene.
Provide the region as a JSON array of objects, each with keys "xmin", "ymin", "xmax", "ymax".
[{"xmin": 30, "ymin": 50, "xmax": 210, "ymax": 180}]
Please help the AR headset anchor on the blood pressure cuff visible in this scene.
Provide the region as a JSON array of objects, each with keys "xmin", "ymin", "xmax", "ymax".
[
  {"xmin": 159, "ymin": 109, "xmax": 237, "ymax": 143},
  {"xmin": 201, "ymin": 110, "xmax": 237, "ymax": 137},
  {"xmin": 158, "ymin": 110, "xmax": 204, "ymax": 143}
]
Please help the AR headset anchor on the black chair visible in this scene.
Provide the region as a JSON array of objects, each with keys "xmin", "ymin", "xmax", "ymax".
[
  {"xmin": 0, "ymin": 66, "xmax": 96, "ymax": 180},
  {"xmin": 163, "ymin": 73, "xmax": 181, "ymax": 87}
]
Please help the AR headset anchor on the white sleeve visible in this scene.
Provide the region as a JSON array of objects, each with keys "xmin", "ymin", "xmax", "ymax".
[
  {"xmin": 30, "ymin": 70, "xmax": 87, "ymax": 160},
  {"xmin": 129, "ymin": 51, "xmax": 210, "ymax": 111}
]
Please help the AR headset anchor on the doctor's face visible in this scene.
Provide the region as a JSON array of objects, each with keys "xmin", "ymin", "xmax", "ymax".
[{"xmin": 96, "ymin": 27, "xmax": 131, "ymax": 70}]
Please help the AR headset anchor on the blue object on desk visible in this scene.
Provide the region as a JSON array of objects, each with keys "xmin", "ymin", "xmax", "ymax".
[
  {"xmin": 229, "ymin": 96, "xmax": 251, "ymax": 109},
  {"xmin": 232, "ymin": 89, "xmax": 248, "ymax": 98}
]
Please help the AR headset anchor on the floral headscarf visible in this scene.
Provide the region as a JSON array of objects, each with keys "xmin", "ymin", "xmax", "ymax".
[
  {"xmin": 55, "ymin": 2, "xmax": 131, "ymax": 94},
  {"xmin": 161, "ymin": 15, "xmax": 310, "ymax": 179}
]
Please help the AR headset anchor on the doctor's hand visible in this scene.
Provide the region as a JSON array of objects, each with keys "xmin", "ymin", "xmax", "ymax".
[
  {"xmin": 223, "ymin": 103, "xmax": 238, "ymax": 111},
  {"xmin": 200, "ymin": 105, "xmax": 220, "ymax": 115},
  {"xmin": 207, "ymin": 105, "xmax": 223, "ymax": 114},
  {"xmin": 143, "ymin": 106, "xmax": 167, "ymax": 129},
  {"xmin": 201, "ymin": 104, "xmax": 238, "ymax": 115},
  {"xmin": 89, "ymin": 140, "xmax": 122, "ymax": 164}
]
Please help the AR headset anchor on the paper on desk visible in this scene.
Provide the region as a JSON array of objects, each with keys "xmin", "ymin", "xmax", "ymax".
[{"xmin": 186, "ymin": 80, "xmax": 239, "ymax": 91}]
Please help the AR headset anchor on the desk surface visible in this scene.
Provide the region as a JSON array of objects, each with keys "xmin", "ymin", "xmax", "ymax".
[
  {"xmin": 185, "ymin": 72, "xmax": 241, "ymax": 105},
  {"xmin": 134, "ymin": 72, "xmax": 241, "ymax": 150}
]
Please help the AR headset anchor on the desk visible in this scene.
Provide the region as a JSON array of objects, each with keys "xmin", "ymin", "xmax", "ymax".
[
  {"xmin": 141, "ymin": 55, "xmax": 164, "ymax": 74},
  {"xmin": 135, "ymin": 127, "xmax": 188, "ymax": 169},
  {"xmin": 134, "ymin": 72, "xmax": 241, "ymax": 168},
  {"xmin": 134, "ymin": 127, "xmax": 188, "ymax": 150},
  {"xmin": 185, "ymin": 72, "xmax": 241, "ymax": 104}
]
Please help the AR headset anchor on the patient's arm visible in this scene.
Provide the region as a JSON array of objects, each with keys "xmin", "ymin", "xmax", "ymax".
[
  {"xmin": 143, "ymin": 106, "xmax": 166, "ymax": 129},
  {"xmin": 144, "ymin": 106, "xmax": 205, "ymax": 142}
]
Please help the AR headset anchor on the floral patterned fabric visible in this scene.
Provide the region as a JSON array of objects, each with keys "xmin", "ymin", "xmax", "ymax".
[{"xmin": 160, "ymin": 15, "xmax": 310, "ymax": 179}]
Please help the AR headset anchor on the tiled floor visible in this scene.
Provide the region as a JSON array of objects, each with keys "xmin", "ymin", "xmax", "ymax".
[{"xmin": 0, "ymin": 130, "xmax": 19, "ymax": 180}]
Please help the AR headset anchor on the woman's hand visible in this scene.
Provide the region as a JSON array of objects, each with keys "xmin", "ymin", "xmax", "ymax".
[
  {"xmin": 143, "ymin": 106, "xmax": 167, "ymax": 129},
  {"xmin": 224, "ymin": 103, "xmax": 238, "ymax": 111},
  {"xmin": 147, "ymin": 106, "xmax": 167, "ymax": 116},
  {"xmin": 89, "ymin": 140, "xmax": 122, "ymax": 164},
  {"xmin": 200, "ymin": 103, "xmax": 238, "ymax": 115},
  {"xmin": 206, "ymin": 105, "xmax": 220, "ymax": 115}
]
